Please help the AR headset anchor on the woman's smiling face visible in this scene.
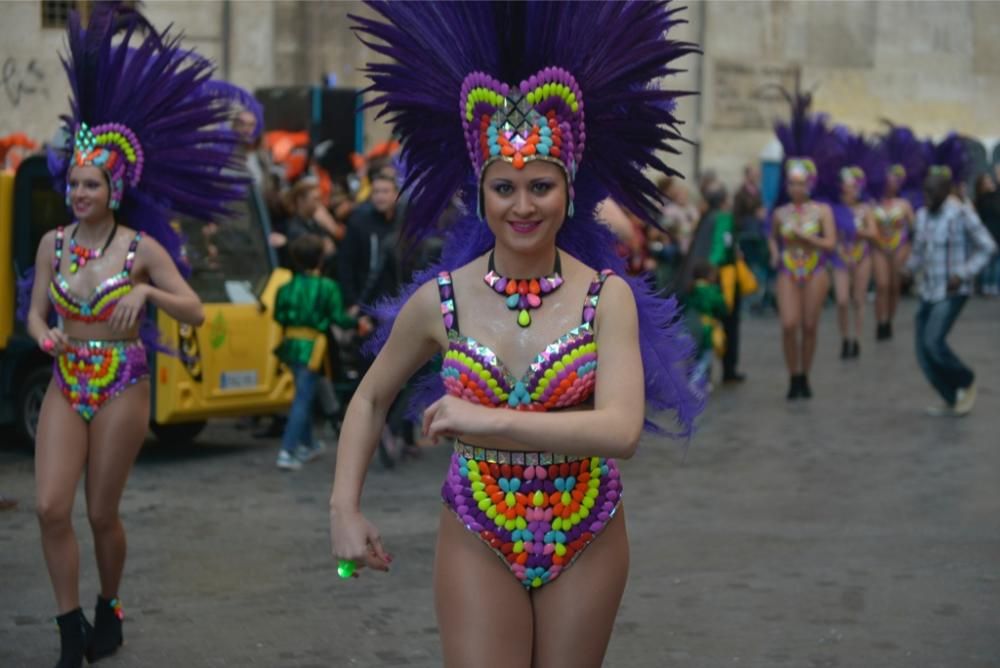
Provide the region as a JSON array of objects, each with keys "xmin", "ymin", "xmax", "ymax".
[
  {"xmin": 67, "ymin": 165, "xmax": 111, "ymax": 222},
  {"xmin": 481, "ymin": 159, "xmax": 568, "ymax": 253}
]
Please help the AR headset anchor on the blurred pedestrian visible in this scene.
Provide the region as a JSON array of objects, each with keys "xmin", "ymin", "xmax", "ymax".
[
  {"xmin": 273, "ymin": 235, "xmax": 360, "ymax": 470},
  {"xmin": 685, "ymin": 260, "xmax": 728, "ymax": 392},
  {"xmin": 906, "ymin": 170, "xmax": 996, "ymax": 416},
  {"xmin": 973, "ymin": 172, "xmax": 1000, "ymax": 296},
  {"xmin": 734, "ymin": 163, "xmax": 773, "ymax": 313}
]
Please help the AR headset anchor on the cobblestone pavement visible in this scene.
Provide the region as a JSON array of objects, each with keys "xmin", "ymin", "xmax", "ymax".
[{"xmin": 2, "ymin": 298, "xmax": 998, "ymax": 667}]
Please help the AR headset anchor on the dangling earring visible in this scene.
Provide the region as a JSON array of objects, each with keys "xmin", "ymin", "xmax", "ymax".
[{"xmin": 567, "ymin": 200, "xmax": 575, "ymax": 219}]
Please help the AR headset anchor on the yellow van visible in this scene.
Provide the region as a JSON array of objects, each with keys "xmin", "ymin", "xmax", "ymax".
[{"xmin": 0, "ymin": 154, "xmax": 293, "ymax": 443}]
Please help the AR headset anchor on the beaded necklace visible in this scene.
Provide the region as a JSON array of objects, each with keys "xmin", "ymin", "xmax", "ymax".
[
  {"xmin": 483, "ymin": 249, "xmax": 564, "ymax": 328},
  {"xmin": 68, "ymin": 221, "xmax": 117, "ymax": 273}
]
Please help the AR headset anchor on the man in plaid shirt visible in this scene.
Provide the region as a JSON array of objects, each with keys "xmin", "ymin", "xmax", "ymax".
[{"xmin": 906, "ymin": 170, "xmax": 997, "ymax": 416}]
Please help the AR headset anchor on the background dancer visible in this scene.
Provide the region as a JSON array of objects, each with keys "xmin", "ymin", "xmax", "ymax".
[
  {"xmin": 770, "ymin": 95, "xmax": 839, "ymax": 399},
  {"xmin": 23, "ymin": 5, "xmax": 247, "ymax": 666}
]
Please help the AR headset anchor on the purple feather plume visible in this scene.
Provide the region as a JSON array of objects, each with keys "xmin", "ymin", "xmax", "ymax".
[
  {"xmin": 354, "ymin": 1, "xmax": 702, "ymax": 437},
  {"xmin": 871, "ymin": 123, "xmax": 928, "ymax": 208},
  {"xmin": 47, "ymin": 2, "xmax": 248, "ymax": 271}
]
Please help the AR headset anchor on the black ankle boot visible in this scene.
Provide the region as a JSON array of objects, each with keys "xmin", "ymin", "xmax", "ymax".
[
  {"xmin": 86, "ymin": 596, "xmax": 123, "ymax": 662},
  {"xmin": 54, "ymin": 608, "xmax": 93, "ymax": 668},
  {"xmin": 800, "ymin": 374, "xmax": 813, "ymax": 399},
  {"xmin": 840, "ymin": 339, "xmax": 851, "ymax": 359},
  {"xmin": 885, "ymin": 321, "xmax": 893, "ymax": 339},
  {"xmin": 787, "ymin": 374, "xmax": 803, "ymax": 400},
  {"xmin": 851, "ymin": 340, "xmax": 860, "ymax": 358}
]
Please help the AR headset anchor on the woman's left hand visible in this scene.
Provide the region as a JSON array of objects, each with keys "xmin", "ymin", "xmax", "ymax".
[
  {"xmin": 422, "ymin": 395, "xmax": 497, "ymax": 444},
  {"xmin": 109, "ymin": 284, "xmax": 148, "ymax": 332}
]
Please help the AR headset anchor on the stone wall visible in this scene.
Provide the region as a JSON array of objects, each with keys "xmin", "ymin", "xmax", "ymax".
[
  {"xmin": 696, "ymin": 0, "xmax": 1000, "ymax": 188},
  {"xmin": 3, "ymin": 1, "xmax": 997, "ymax": 191}
]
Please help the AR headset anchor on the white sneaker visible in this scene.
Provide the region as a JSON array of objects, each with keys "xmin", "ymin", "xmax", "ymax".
[
  {"xmin": 276, "ymin": 450, "xmax": 302, "ymax": 471},
  {"xmin": 924, "ymin": 403, "xmax": 955, "ymax": 417},
  {"xmin": 954, "ymin": 383, "xmax": 977, "ymax": 416},
  {"xmin": 294, "ymin": 441, "xmax": 326, "ymax": 463}
]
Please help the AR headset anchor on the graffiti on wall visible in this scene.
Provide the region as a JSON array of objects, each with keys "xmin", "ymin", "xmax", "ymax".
[{"xmin": 2, "ymin": 57, "xmax": 49, "ymax": 108}]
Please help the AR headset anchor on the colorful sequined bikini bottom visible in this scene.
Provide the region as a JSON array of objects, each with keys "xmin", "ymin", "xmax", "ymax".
[
  {"xmin": 54, "ymin": 339, "xmax": 149, "ymax": 422},
  {"xmin": 441, "ymin": 442, "xmax": 622, "ymax": 589}
]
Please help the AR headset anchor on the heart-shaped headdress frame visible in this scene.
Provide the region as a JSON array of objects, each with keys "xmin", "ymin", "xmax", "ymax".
[
  {"xmin": 839, "ymin": 165, "xmax": 866, "ymax": 190},
  {"xmin": 70, "ymin": 122, "xmax": 145, "ymax": 211},
  {"xmin": 785, "ymin": 157, "xmax": 818, "ymax": 191},
  {"xmin": 460, "ymin": 67, "xmax": 585, "ymax": 219}
]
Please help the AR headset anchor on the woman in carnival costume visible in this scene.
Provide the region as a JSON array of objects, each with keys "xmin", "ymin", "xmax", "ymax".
[
  {"xmin": 24, "ymin": 5, "xmax": 246, "ymax": 666},
  {"xmin": 769, "ymin": 94, "xmax": 839, "ymax": 399},
  {"xmin": 868, "ymin": 125, "xmax": 924, "ymax": 340},
  {"xmin": 829, "ymin": 129, "xmax": 881, "ymax": 360},
  {"xmin": 330, "ymin": 2, "xmax": 701, "ymax": 665}
]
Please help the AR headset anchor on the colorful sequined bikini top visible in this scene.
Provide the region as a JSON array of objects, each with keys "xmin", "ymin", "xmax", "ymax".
[
  {"xmin": 777, "ymin": 203, "xmax": 822, "ymax": 242},
  {"xmin": 874, "ymin": 203, "xmax": 906, "ymax": 229},
  {"xmin": 49, "ymin": 226, "xmax": 141, "ymax": 323},
  {"xmin": 438, "ymin": 269, "xmax": 612, "ymax": 411}
]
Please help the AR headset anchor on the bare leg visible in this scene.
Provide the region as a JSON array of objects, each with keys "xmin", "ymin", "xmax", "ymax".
[
  {"xmin": 776, "ymin": 274, "xmax": 804, "ymax": 374},
  {"xmin": 801, "ymin": 270, "xmax": 830, "ymax": 373},
  {"xmin": 832, "ymin": 267, "xmax": 850, "ymax": 340},
  {"xmin": 890, "ymin": 244, "xmax": 911, "ymax": 320},
  {"xmin": 531, "ymin": 508, "xmax": 629, "ymax": 668},
  {"xmin": 851, "ymin": 255, "xmax": 872, "ymax": 340},
  {"xmin": 35, "ymin": 383, "xmax": 89, "ymax": 614},
  {"xmin": 872, "ymin": 250, "xmax": 892, "ymax": 325},
  {"xmin": 434, "ymin": 509, "xmax": 534, "ymax": 667},
  {"xmin": 85, "ymin": 381, "xmax": 150, "ymax": 599}
]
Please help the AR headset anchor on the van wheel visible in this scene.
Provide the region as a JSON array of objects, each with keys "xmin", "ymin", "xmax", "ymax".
[
  {"xmin": 17, "ymin": 366, "xmax": 52, "ymax": 447},
  {"xmin": 150, "ymin": 421, "xmax": 207, "ymax": 444}
]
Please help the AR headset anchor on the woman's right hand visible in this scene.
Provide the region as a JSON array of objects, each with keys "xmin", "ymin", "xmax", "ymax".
[
  {"xmin": 38, "ymin": 328, "xmax": 70, "ymax": 357},
  {"xmin": 330, "ymin": 507, "xmax": 392, "ymax": 575}
]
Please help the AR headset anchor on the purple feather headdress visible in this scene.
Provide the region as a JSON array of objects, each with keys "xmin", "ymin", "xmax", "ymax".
[
  {"xmin": 828, "ymin": 126, "xmax": 885, "ymax": 242},
  {"xmin": 772, "ymin": 88, "xmax": 844, "ymax": 207},
  {"xmin": 18, "ymin": 2, "xmax": 252, "ymax": 352},
  {"xmin": 871, "ymin": 123, "xmax": 928, "ymax": 208},
  {"xmin": 47, "ymin": 2, "xmax": 248, "ymax": 272},
  {"xmin": 927, "ymin": 132, "xmax": 971, "ymax": 186},
  {"xmin": 353, "ymin": 1, "xmax": 702, "ymax": 437}
]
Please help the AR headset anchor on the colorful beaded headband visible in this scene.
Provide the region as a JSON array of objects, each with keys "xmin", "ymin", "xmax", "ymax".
[
  {"xmin": 839, "ymin": 165, "xmax": 866, "ymax": 190},
  {"xmin": 785, "ymin": 158, "xmax": 817, "ymax": 188},
  {"xmin": 69, "ymin": 122, "xmax": 145, "ymax": 210},
  {"xmin": 888, "ymin": 164, "xmax": 906, "ymax": 181},
  {"xmin": 460, "ymin": 66, "xmax": 585, "ymax": 218}
]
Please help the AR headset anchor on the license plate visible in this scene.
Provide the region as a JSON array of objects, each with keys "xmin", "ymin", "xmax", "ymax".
[{"xmin": 220, "ymin": 370, "xmax": 258, "ymax": 390}]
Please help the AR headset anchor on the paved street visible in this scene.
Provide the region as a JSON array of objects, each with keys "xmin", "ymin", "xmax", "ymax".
[{"xmin": 2, "ymin": 298, "xmax": 998, "ymax": 668}]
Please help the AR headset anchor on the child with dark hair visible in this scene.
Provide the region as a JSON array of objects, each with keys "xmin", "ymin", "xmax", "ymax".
[
  {"xmin": 273, "ymin": 234, "xmax": 359, "ymax": 469},
  {"xmin": 685, "ymin": 259, "xmax": 728, "ymax": 393}
]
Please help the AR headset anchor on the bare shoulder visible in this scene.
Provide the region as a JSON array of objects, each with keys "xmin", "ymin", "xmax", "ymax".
[
  {"xmin": 599, "ymin": 273, "xmax": 636, "ymax": 308},
  {"xmin": 398, "ymin": 277, "xmax": 450, "ymax": 347},
  {"xmin": 35, "ymin": 228, "xmax": 58, "ymax": 264}
]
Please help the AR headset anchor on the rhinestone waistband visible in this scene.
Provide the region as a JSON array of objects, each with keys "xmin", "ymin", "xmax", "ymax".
[{"xmin": 453, "ymin": 441, "xmax": 581, "ymax": 464}]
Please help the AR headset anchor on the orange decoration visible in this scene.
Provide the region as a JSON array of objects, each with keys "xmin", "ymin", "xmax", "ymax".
[
  {"xmin": 501, "ymin": 145, "xmax": 516, "ymax": 157},
  {"xmin": 522, "ymin": 144, "xmax": 536, "ymax": 156},
  {"xmin": 550, "ymin": 146, "xmax": 561, "ymax": 158},
  {"xmin": 505, "ymin": 280, "xmax": 518, "ymax": 296},
  {"xmin": 512, "ymin": 153, "xmax": 525, "ymax": 169},
  {"xmin": 528, "ymin": 279, "xmax": 541, "ymax": 295}
]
